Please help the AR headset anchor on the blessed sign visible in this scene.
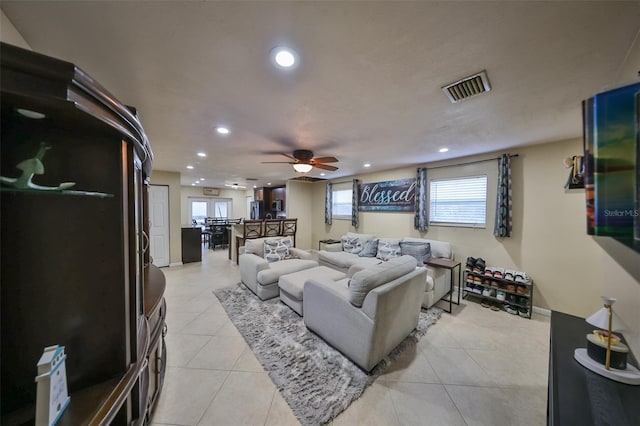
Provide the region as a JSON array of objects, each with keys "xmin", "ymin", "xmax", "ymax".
[{"xmin": 358, "ymin": 178, "xmax": 416, "ymax": 212}]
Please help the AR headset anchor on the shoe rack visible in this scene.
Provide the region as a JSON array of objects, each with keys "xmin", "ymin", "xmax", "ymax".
[{"xmin": 463, "ymin": 267, "xmax": 533, "ymax": 319}]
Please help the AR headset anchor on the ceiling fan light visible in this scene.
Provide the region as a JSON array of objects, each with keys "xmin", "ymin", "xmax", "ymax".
[{"xmin": 293, "ymin": 163, "xmax": 313, "ymax": 173}]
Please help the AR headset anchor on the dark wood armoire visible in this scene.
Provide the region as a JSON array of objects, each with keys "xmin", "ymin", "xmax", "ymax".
[{"xmin": 1, "ymin": 42, "xmax": 166, "ymax": 425}]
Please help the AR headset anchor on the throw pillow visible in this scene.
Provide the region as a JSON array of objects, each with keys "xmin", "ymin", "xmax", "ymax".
[
  {"xmin": 263, "ymin": 236, "xmax": 292, "ymax": 263},
  {"xmin": 400, "ymin": 241, "xmax": 432, "ymax": 264},
  {"xmin": 358, "ymin": 238, "xmax": 379, "ymax": 257},
  {"xmin": 376, "ymin": 238, "xmax": 401, "ymax": 261},
  {"xmin": 341, "ymin": 235, "xmax": 364, "ymax": 254}
]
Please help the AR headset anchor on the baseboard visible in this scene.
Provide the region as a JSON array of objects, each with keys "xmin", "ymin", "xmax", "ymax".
[
  {"xmin": 169, "ymin": 262, "xmax": 183, "ymax": 267},
  {"xmin": 532, "ymin": 305, "xmax": 551, "ymax": 317}
]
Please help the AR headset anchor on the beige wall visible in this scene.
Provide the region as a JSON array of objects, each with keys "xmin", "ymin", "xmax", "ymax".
[
  {"xmin": 311, "ymin": 138, "xmax": 639, "ymax": 356},
  {"xmin": 285, "ymin": 180, "xmax": 314, "ymax": 249},
  {"xmin": 150, "ymin": 170, "xmax": 182, "ymax": 265},
  {"xmin": 0, "ymin": 9, "xmax": 31, "ymax": 49}
]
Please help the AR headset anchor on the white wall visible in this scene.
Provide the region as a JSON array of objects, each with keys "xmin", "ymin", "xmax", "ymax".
[
  {"xmin": 285, "ymin": 180, "xmax": 314, "ymax": 249},
  {"xmin": 310, "ymin": 138, "xmax": 639, "ymax": 357}
]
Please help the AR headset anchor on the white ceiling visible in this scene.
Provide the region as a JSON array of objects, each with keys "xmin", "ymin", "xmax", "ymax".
[{"xmin": 3, "ymin": 1, "xmax": 639, "ymax": 188}]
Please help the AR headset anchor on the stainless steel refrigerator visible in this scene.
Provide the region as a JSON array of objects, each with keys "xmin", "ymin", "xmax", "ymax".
[{"xmin": 250, "ymin": 200, "xmax": 264, "ymax": 219}]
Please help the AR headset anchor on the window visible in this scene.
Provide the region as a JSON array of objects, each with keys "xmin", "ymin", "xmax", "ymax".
[
  {"xmin": 190, "ymin": 198, "xmax": 232, "ymax": 225},
  {"xmin": 212, "ymin": 201, "xmax": 228, "ymax": 219},
  {"xmin": 332, "ymin": 188, "xmax": 353, "ymax": 219},
  {"xmin": 191, "ymin": 200, "xmax": 208, "ymax": 224},
  {"xmin": 429, "ymin": 175, "xmax": 487, "ymax": 227}
]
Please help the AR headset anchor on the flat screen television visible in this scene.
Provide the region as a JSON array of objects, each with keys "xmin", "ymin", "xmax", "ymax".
[{"xmin": 583, "ymin": 81, "xmax": 640, "ymax": 252}]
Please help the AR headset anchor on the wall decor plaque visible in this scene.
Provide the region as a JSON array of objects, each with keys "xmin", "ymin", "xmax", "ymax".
[
  {"xmin": 203, "ymin": 187, "xmax": 220, "ymax": 196},
  {"xmin": 358, "ymin": 178, "xmax": 416, "ymax": 212}
]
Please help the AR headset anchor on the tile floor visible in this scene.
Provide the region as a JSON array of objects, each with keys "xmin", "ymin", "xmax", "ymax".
[{"xmin": 151, "ymin": 248, "xmax": 550, "ymax": 426}]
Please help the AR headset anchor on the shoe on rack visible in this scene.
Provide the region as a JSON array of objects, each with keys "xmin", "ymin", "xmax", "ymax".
[
  {"xmin": 484, "ymin": 266, "xmax": 494, "ymax": 277},
  {"xmin": 482, "ymin": 287, "xmax": 491, "ymax": 297},
  {"xmin": 492, "ymin": 267, "xmax": 505, "ymax": 279},
  {"xmin": 465, "ymin": 257, "xmax": 477, "ymax": 271},
  {"xmin": 504, "ymin": 269, "xmax": 516, "ymax": 281},
  {"xmin": 496, "ymin": 290, "xmax": 506, "ymax": 301},
  {"xmin": 481, "ymin": 301, "xmax": 491, "ymax": 308},
  {"xmin": 516, "ymin": 285, "xmax": 528, "ymax": 295},
  {"xmin": 473, "ymin": 258, "xmax": 486, "ymax": 274},
  {"xmin": 514, "ymin": 271, "xmax": 531, "ymax": 284},
  {"xmin": 473, "ymin": 286, "xmax": 483, "ymax": 294},
  {"xmin": 506, "ymin": 294, "xmax": 517, "ymax": 304},
  {"xmin": 505, "ymin": 284, "xmax": 516, "ymax": 293},
  {"xmin": 490, "ymin": 304, "xmax": 501, "ymax": 312},
  {"xmin": 504, "ymin": 304, "xmax": 519, "ymax": 315},
  {"xmin": 489, "ymin": 289, "xmax": 497, "ymax": 298},
  {"xmin": 518, "ymin": 307, "xmax": 530, "ymax": 318}
]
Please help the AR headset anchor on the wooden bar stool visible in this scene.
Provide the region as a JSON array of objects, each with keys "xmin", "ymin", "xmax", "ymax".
[
  {"xmin": 264, "ymin": 219, "xmax": 282, "ymax": 237},
  {"xmin": 281, "ymin": 218, "xmax": 297, "ymax": 247}
]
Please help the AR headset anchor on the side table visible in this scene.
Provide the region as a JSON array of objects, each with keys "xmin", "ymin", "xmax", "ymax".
[
  {"xmin": 425, "ymin": 257, "xmax": 461, "ymax": 313},
  {"xmin": 318, "ymin": 238, "xmax": 341, "ymax": 251}
]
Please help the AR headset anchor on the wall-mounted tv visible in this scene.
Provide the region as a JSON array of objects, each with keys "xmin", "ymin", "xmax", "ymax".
[{"xmin": 583, "ymin": 81, "xmax": 640, "ymax": 252}]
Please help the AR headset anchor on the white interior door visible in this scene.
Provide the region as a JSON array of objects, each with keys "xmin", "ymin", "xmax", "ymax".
[{"xmin": 149, "ymin": 185, "xmax": 170, "ymax": 267}]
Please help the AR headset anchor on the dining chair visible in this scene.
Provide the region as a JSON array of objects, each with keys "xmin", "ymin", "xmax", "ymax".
[
  {"xmin": 264, "ymin": 219, "xmax": 282, "ymax": 237},
  {"xmin": 243, "ymin": 220, "xmax": 263, "ymax": 239},
  {"xmin": 282, "ymin": 218, "xmax": 297, "ymax": 246}
]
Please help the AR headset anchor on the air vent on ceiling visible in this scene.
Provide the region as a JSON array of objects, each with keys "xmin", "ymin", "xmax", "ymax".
[
  {"xmin": 289, "ymin": 176, "xmax": 325, "ymax": 182},
  {"xmin": 245, "ymin": 177, "xmax": 259, "ymax": 181},
  {"xmin": 442, "ymin": 70, "xmax": 491, "ymax": 104}
]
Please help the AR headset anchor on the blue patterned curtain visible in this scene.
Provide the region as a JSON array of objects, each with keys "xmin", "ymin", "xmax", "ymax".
[
  {"xmin": 494, "ymin": 154, "xmax": 513, "ymax": 237},
  {"xmin": 352, "ymin": 179, "xmax": 360, "ymax": 228},
  {"xmin": 325, "ymin": 182, "xmax": 332, "ymax": 225},
  {"xmin": 414, "ymin": 167, "xmax": 428, "ymax": 231}
]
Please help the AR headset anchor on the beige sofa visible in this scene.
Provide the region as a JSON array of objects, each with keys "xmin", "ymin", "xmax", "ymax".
[
  {"xmin": 239, "ymin": 236, "xmax": 318, "ymax": 300},
  {"xmin": 317, "ymin": 233, "xmax": 454, "ymax": 308},
  {"xmin": 303, "ymin": 255, "xmax": 427, "ymax": 371}
]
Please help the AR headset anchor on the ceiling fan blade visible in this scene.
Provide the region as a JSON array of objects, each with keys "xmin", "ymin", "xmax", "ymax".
[
  {"xmin": 280, "ymin": 153, "xmax": 296, "ymax": 160},
  {"xmin": 314, "ymin": 163, "xmax": 338, "ymax": 171},
  {"xmin": 312, "ymin": 156, "xmax": 338, "ymax": 163},
  {"xmin": 261, "ymin": 161, "xmax": 295, "ymax": 164}
]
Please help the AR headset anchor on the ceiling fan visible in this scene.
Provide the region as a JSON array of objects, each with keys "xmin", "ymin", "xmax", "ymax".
[{"xmin": 262, "ymin": 149, "xmax": 339, "ymax": 173}]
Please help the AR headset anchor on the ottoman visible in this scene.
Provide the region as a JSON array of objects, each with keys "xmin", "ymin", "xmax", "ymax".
[{"xmin": 278, "ymin": 266, "xmax": 346, "ymax": 316}]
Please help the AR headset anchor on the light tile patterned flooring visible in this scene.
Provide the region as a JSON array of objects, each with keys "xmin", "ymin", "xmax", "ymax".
[{"xmin": 151, "ymin": 248, "xmax": 550, "ymax": 426}]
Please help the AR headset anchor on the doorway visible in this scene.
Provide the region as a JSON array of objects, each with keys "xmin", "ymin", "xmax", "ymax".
[{"xmin": 149, "ymin": 185, "xmax": 170, "ymax": 267}]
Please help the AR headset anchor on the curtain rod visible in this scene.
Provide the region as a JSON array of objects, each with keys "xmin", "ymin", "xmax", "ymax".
[
  {"xmin": 426, "ymin": 153, "xmax": 519, "ymax": 170},
  {"xmin": 329, "ymin": 154, "xmax": 519, "ymax": 183}
]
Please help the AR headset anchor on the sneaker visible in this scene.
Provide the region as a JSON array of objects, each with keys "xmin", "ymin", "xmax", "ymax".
[
  {"xmin": 484, "ymin": 266, "xmax": 494, "ymax": 277},
  {"xmin": 514, "ymin": 271, "xmax": 531, "ymax": 284},
  {"xmin": 465, "ymin": 257, "xmax": 477, "ymax": 271},
  {"xmin": 506, "ymin": 294, "xmax": 517, "ymax": 304},
  {"xmin": 518, "ymin": 307, "xmax": 529, "ymax": 318},
  {"xmin": 504, "ymin": 269, "xmax": 516, "ymax": 281},
  {"xmin": 473, "ymin": 258, "xmax": 486, "ymax": 274},
  {"xmin": 504, "ymin": 304, "xmax": 519, "ymax": 315},
  {"xmin": 473, "ymin": 286, "xmax": 483, "ymax": 294},
  {"xmin": 496, "ymin": 290, "xmax": 506, "ymax": 301},
  {"xmin": 482, "ymin": 287, "xmax": 491, "ymax": 297},
  {"xmin": 516, "ymin": 285, "xmax": 528, "ymax": 295},
  {"xmin": 489, "ymin": 288, "xmax": 497, "ymax": 298},
  {"xmin": 492, "ymin": 267, "xmax": 505, "ymax": 279}
]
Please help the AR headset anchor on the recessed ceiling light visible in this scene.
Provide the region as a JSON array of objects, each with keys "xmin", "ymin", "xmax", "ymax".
[
  {"xmin": 191, "ymin": 183, "xmax": 196, "ymax": 186},
  {"xmin": 320, "ymin": 173, "xmax": 326, "ymax": 176},
  {"xmin": 186, "ymin": 165, "xmax": 194, "ymax": 169},
  {"xmin": 363, "ymin": 163, "xmax": 371, "ymax": 168},
  {"xmin": 216, "ymin": 126, "xmax": 230, "ymax": 135},
  {"xmin": 267, "ymin": 182, "xmax": 272, "ymax": 186},
  {"xmin": 200, "ymin": 178, "xmax": 205, "ymax": 181},
  {"xmin": 270, "ymin": 47, "xmax": 298, "ymax": 69},
  {"xmin": 197, "ymin": 152, "xmax": 207, "ymax": 157},
  {"xmin": 253, "ymin": 185, "xmax": 257, "ymax": 189},
  {"xmin": 439, "ymin": 147, "xmax": 449, "ymax": 153},
  {"xmin": 16, "ymin": 108, "xmax": 46, "ymax": 119}
]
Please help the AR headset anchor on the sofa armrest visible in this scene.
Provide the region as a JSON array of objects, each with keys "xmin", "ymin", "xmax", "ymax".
[
  {"xmin": 239, "ymin": 253, "xmax": 269, "ymax": 289},
  {"xmin": 290, "ymin": 247, "xmax": 313, "ymax": 260},
  {"xmin": 303, "ymin": 279, "xmax": 375, "ymax": 365},
  {"xmin": 324, "ymin": 243, "xmax": 343, "ymax": 252}
]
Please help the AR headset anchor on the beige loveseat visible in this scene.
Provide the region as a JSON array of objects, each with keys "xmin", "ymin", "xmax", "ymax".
[
  {"xmin": 239, "ymin": 236, "xmax": 318, "ymax": 300},
  {"xmin": 303, "ymin": 255, "xmax": 427, "ymax": 371},
  {"xmin": 317, "ymin": 232, "xmax": 454, "ymax": 308}
]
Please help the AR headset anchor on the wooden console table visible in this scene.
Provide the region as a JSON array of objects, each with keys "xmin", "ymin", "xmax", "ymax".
[{"xmin": 548, "ymin": 311, "xmax": 640, "ymax": 425}]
